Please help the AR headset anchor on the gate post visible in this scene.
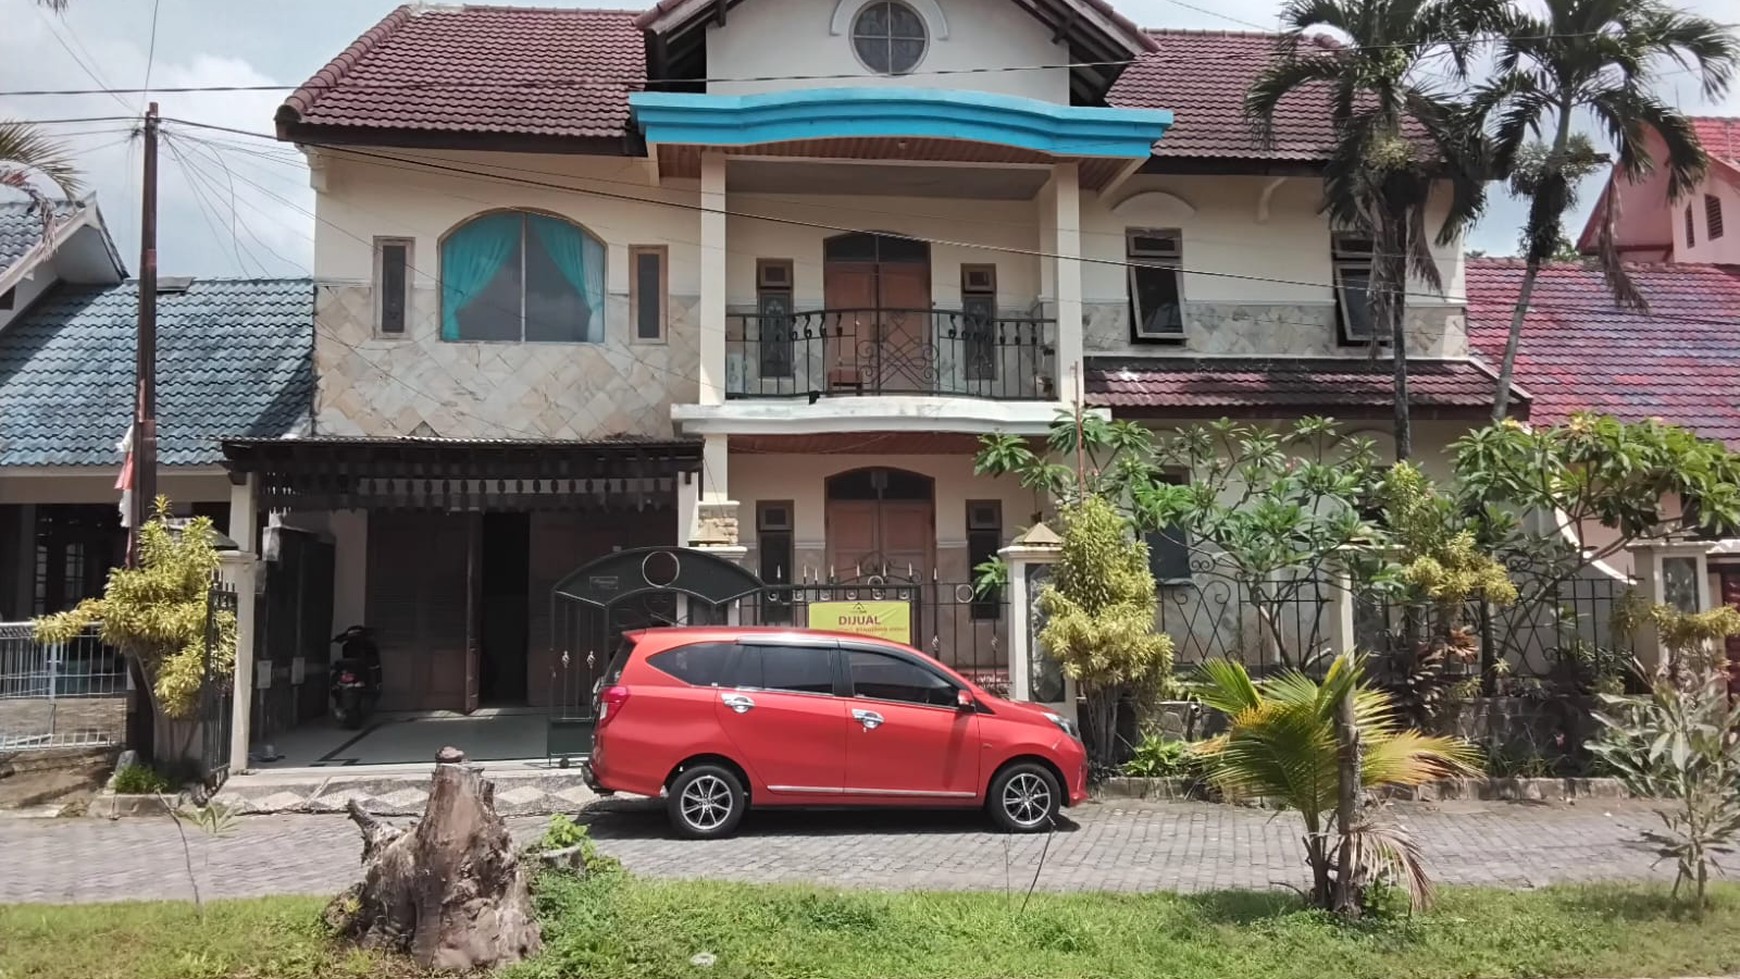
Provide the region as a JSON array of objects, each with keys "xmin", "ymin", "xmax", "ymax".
[
  {"xmin": 224, "ymin": 474, "xmax": 260, "ymax": 776},
  {"xmin": 1000, "ymin": 523, "xmax": 1074, "ymax": 718}
]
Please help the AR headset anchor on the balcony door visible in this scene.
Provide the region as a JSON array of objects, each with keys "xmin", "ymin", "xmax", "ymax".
[{"xmin": 823, "ymin": 233, "xmax": 930, "ymax": 393}]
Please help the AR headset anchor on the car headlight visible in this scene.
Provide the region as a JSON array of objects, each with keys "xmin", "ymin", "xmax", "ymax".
[{"xmin": 1042, "ymin": 711, "xmax": 1082, "ymax": 741}]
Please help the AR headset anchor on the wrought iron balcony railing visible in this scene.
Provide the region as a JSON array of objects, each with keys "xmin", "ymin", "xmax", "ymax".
[{"xmin": 725, "ymin": 308, "xmax": 1057, "ymax": 401}]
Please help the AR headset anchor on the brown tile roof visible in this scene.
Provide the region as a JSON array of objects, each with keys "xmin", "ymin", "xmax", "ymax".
[
  {"xmin": 277, "ymin": 5, "xmax": 645, "ymax": 142},
  {"xmin": 1110, "ymin": 30, "xmax": 1342, "ymax": 162},
  {"xmin": 1085, "ymin": 356, "xmax": 1512, "ymax": 417}
]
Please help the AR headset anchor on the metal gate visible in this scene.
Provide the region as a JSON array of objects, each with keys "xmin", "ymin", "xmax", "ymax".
[
  {"xmin": 199, "ymin": 578, "xmax": 238, "ymax": 785},
  {"xmin": 547, "ymin": 547, "xmax": 762, "ymax": 762}
]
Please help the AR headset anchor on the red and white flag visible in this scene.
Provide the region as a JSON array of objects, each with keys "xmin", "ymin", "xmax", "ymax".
[{"xmin": 116, "ymin": 425, "xmax": 135, "ymax": 528}]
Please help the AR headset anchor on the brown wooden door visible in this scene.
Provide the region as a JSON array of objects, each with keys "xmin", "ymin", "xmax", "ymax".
[
  {"xmin": 875, "ymin": 263, "xmax": 930, "ymax": 392},
  {"xmin": 826, "ymin": 499, "xmax": 934, "ymax": 580},
  {"xmin": 366, "ymin": 512, "xmax": 469, "ymax": 712},
  {"xmin": 823, "ymin": 262, "xmax": 878, "ymax": 390},
  {"xmin": 463, "ymin": 513, "xmax": 482, "ymax": 715}
]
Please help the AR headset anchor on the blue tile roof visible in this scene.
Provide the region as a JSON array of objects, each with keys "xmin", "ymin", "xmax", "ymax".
[
  {"xmin": 0, "ymin": 201, "xmax": 70, "ymax": 274},
  {"xmin": 0, "ymin": 278, "xmax": 313, "ymax": 466}
]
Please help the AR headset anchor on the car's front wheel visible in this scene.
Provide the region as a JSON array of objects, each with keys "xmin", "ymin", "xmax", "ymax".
[
  {"xmin": 667, "ymin": 764, "xmax": 747, "ymax": 839},
  {"xmin": 987, "ymin": 761, "xmax": 1061, "ymax": 833}
]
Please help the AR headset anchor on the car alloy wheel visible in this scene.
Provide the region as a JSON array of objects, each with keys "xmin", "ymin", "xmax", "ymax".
[
  {"xmin": 679, "ymin": 774, "xmax": 734, "ymax": 832},
  {"xmin": 1001, "ymin": 771, "xmax": 1053, "ymax": 829}
]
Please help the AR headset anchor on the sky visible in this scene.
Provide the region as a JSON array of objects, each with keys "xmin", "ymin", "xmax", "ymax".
[{"xmin": 2, "ymin": 0, "xmax": 1738, "ymax": 279}]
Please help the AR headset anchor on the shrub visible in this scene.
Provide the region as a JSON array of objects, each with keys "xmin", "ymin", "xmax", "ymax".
[
  {"xmin": 112, "ymin": 763, "xmax": 171, "ymax": 795},
  {"xmin": 1121, "ymin": 735, "xmax": 1195, "ymax": 779}
]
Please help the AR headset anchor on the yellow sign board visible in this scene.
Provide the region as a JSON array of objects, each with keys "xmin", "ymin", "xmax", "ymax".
[{"xmin": 809, "ymin": 600, "xmax": 912, "ymax": 644}]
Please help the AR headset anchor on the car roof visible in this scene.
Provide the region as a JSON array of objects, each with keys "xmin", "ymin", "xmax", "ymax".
[{"xmin": 628, "ymin": 625, "xmax": 912, "ymax": 647}]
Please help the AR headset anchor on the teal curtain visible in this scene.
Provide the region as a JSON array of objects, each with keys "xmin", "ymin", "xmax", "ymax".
[
  {"xmin": 530, "ymin": 214, "xmax": 606, "ymax": 341},
  {"xmin": 440, "ymin": 212, "xmax": 520, "ymax": 340}
]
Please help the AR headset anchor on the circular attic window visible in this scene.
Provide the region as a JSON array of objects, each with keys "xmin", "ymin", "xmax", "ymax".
[{"xmin": 852, "ymin": 0, "xmax": 928, "ymax": 75}]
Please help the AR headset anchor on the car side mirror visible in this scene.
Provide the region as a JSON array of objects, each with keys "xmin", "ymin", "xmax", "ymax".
[{"xmin": 956, "ymin": 688, "xmax": 976, "ymax": 711}]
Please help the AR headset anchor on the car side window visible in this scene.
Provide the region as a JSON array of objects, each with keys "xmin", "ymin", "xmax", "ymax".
[
  {"xmin": 736, "ymin": 644, "xmax": 835, "ymax": 694},
  {"xmin": 645, "ymin": 642, "xmax": 736, "ymax": 687},
  {"xmin": 847, "ymin": 648, "xmax": 956, "ymax": 707}
]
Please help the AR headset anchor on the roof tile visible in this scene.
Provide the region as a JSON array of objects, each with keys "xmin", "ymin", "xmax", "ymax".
[
  {"xmin": 1465, "ymin": 259, "xmax": 1740, "ymax": 447},
  {"xmin": 0, "ymin": 201, "xmax": 77, "ymax": 277},
  {"xmin": 1084, "ymin": 356, "xmax": 1504, "ymax": 412},
  {"xmin": 0, "ymin": 278, "xmax": 314, "ymax": 467}
]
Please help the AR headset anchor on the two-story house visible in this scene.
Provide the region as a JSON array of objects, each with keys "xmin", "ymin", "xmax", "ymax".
[{"xmin": 225, "ymin": 0, "xmax": 1499, "ymax": 767}]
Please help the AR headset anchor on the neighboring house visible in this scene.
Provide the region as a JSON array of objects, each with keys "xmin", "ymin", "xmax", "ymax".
[
  {"xmin": 1467, "ymin": 258, "xmax": 1740, "ymax": 677},
  {"xmin": 0, "ymin": 205, "xmax": 314, "ymax": 620},
  {"xmin": 228, "ymin": 3, "xmax": 1497, "ymax": 732},
  {"xmin": 1578, "ymin": 115, "xmax": 1740, "ymax": 264}
]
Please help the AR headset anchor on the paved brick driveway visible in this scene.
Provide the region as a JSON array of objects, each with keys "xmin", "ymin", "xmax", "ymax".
[{"xmin": 0, "ymin": 799, "xmax": 1668, "ymax": 905}]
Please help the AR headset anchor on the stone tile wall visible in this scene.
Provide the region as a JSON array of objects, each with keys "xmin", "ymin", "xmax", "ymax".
[
  {"xmin": 314, "ymin": 285, "xmax": 701, "ymax": 439},
  {"xmin": 1081, "ymin": 301, "xmax": 1467, "ymax": 358}
]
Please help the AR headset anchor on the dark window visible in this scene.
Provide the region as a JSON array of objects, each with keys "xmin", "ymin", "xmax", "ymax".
[
  {"xmin": 1332, "ymin": 235, "xmax": 1381, "ymax": 345},
  {"xmin": 852, "ymin": 0, "xmax": 927, "ymax": 75},
  {"xmin": 441, "ymin": 211, "xmax": 603, "ymax": 343},
  {"xmin": 848, "ymin": 648, "xmax": 955, "ymax": 706},
  {"xmin": 1146, "ymin": 473, "xmax": 1192, "ymax": 583},
  {"xmin": 0, "ymin": 286, "xmax": 14, "ymax": 311},
  {"xmin": 757, "ymin": 259, "xmax": 794, "ymax": 378},
  {"xmin": 1687, "ymin": 204, "xmax": 1696, "ymax": 248},
  {"xmin": 632, "ymin": 246, "xmax": 665, "ymax": 340},
  {"xmin": 647, "ymin": 642, "xmax": 736, "ymax": 687},
  {"xmin": 740, "ymin": 644, "xmax": 835, "ymax": 694},
  {"xmin": 1708, "ymin": 194, "xmax": 1726, "ymax": 241},
  {"xmin": 757, "ymin": 501, "xmax": 795, "ymax": 625},
  {"xmin": 961, "ymin": 264, "xmax": 997, "ymax": 382},
  {"xmin": 966, "ymin": 500, "xmax": 1002, "ymax": 620},
  {"xmin": 376, "ymin": 238, "xmax": 410, "ymax": 335},
  {"xmin": 1127, "ymin": 230, "xmax": 1183, "ymax": 339}
]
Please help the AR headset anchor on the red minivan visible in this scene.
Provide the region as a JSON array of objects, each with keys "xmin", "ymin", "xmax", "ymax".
[{"xmin": 584, "ymin": 627, "xmax": 1089, "ymax": 838}]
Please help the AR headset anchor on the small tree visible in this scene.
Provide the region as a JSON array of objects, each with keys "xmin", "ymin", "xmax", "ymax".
[
  {"xmin": 34, "ymin": 499, "xmax": 236, "ymax": 720},
  {"xmin": 1037, "ymin": 495, "xmax": 1174, "ymax": 770},
  {"xmin": 1592, "ymin": 605, "xmax": 1740, "ymax": 909},
  {"xmin": 1194, "ymin": 652, "xmax": 1480, "ymax": 912}
]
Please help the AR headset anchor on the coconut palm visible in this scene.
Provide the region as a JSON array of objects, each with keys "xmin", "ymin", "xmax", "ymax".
[
  {"xmin": 1246, "ymin": 0, "xmax": 1501, "ymax": 461},
  {"xmin": 1478, "ymin": 0, "xmax": 1739, "ymax": 420},
  {"xmin": 1193, "ymin": 653, "xmax": 1479, "ymax": 909},
  {"xmin": 0, "ymin": 120, "xmax": 81, "ymax": 202}
]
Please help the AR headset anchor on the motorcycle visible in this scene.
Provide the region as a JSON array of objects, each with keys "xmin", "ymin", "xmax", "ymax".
[{"xmin": 329, "ymin": 625, "xmax": 382, "ymax": 730}]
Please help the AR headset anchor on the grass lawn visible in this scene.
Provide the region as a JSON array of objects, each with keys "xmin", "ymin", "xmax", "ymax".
[{"xmin": 6, "ymin": 877, "xmax": 1740, "ymax": 979}]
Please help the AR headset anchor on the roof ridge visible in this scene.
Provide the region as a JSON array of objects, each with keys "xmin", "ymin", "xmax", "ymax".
[
  {"xmin": 1143, "ymin": 27, "xmax": 1279, "ymax": 37},
  {"xmin": 280, "ymin": 5, "xmax": 415, "ymax": 124},
  {"xmin": 411, "ymin": 4, "xmax": 644, "ymax": 15}
]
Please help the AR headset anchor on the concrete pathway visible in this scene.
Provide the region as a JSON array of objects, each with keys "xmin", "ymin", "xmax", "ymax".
[{"xmin": 0, "ymin": 798, "xmax": 1669, "ymax": 905}]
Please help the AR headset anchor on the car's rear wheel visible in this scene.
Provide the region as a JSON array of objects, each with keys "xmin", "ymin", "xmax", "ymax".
[
  {"xmin": 987, "ymin": 762, "xmax": 1060, "ymax": 833},
  {"xmin": 667, "ymin": 764, "xmax": 746, "ymax": 839}
]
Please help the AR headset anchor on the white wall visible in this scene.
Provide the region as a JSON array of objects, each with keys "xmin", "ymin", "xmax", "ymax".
[
  {"xmin": 0, "ymin": 469, "xmax": 232, "ymax": 505},
  {"xmin": 1678, "ymin": 174, "xmax": 1740, "ymax": 264},
  {"xmin": 0, "ymin": 266, "xmax": 56, "ymax": 332},
  {"xmin": 1080, "ymin": 174, "xmax": 1466, "ymax": 306},
  {"xmin": 706, "ymin": 0, "xmax": 1069, "ymax": 102}
]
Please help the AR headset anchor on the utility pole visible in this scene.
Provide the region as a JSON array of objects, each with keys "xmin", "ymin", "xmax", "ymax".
[{"xmin": 131, "ymin": 102, "xmax": 159, "ymax": 563}]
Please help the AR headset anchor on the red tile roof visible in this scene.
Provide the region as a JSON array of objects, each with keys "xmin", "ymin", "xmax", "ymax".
[
  {"xmin": 278, "ymin": 5, "xmax": 645, "ymax": 142},
  {"xmin": 1465, "ymin": 259, "xmax": 1740, "ymax": 447},
  {"xmin": 1110, "ymin": 30, "xmax": 1342, "ymax": 161},
  {"xmin": 1084, "ymin": 356, "xmax": 1508, "ymax": 416},
  {"xmin": 1691, "ymin": 116, "xmax": 1740, "ymax": 164}
]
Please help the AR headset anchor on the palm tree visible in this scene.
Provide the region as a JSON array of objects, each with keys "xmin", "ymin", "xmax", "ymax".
[
  {"xmin": 1478, "ymin": 0, "xmax": 1739, "ymax": 421},
  {"xmin": 0, "ymin": 120, "xmax": 81, "ymax": 203},
  {"xmin": 1193, "ymin": 654, "xmax": 1479, "ymax": 910},
  {"xmin": 1247, "ymin": 0, "xmax": 1500, "ymax": 461}
]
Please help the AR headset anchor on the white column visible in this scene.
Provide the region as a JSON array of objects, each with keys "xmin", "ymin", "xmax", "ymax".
[
  {"xmin": 226, "ymin": 474, "xmax": 259, "ymax": 776},
  {"xmin": 699, "ymin": 152, "xmax": 728, "ymax": 406},
  {"xmin": 1050, "ymin": 162, "xmax": 1083, "ymax": 407},
  {"xmin": 1000, "ymin": 527, "xmax": 1073, "ymax": 719}
]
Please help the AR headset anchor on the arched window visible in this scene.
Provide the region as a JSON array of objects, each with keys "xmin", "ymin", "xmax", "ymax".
[
  {"xmin": 440, "ymin": 211, "xmax": 605, "ymax": 343},
  {"xmin": 852, "ymin": 0, "xmax": 927, "ymax": 75}
]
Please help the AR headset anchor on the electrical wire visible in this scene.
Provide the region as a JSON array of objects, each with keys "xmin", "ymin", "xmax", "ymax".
[{"xmin": 139, "ymin": 0, "xmax": 162, "ymax": 111}]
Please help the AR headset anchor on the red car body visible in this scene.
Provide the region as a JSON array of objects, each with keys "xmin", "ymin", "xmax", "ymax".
[{"xmin": 586, "ymin": 627, "xmax": 1088, "ymax": 832}]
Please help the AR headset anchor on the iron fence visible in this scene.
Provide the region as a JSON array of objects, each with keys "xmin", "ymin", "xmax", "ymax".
[
  {"xmin": 726, "ymin": 308, "xmax": 1057, "ymax": 401},
  {"xmin": 0, "ymin": 621, "xmax": 130, "ymax": 749},
  {"xmin": 1155, "ymin": 556, "xmax": 1338, "ymax": 677},
  {"xmin": 199, "ymin": 580, "xmax": 238, "ymax": 783}
]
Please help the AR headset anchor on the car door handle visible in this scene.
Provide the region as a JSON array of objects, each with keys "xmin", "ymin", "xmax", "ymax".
[
  {"xmin": 720, "ymin": 692, "xmax": 756, "ymax": 714},
  {"xmin": 852, "ymin": 708, "xmax": 884, "ymax": 730}
]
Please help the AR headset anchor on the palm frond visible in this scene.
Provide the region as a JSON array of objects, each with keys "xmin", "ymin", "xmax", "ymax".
[
  {"xmin": 1191, "ymin": 658, "xmax": 1263, "ymax": 715},
  {"xmin": 1362, "ymin": 729, "xmax": 1482, "ymax": 785},
  {"xmin": 1343, "ymin": 818, "xmax": 1437, "ymax": 909},
  {"xmin": 0, "ymin": 120, "xmax": 82, "ymax": 199}
]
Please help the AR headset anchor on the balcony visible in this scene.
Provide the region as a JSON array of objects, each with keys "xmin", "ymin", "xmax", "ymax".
[{"xmin": 725, "ymin": 308, "xmax": 1057, "ymax": 401}]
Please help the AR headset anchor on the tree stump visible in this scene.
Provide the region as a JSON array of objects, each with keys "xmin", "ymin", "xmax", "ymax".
[{"xmin": 323, "ymin": 746, "xmax": 542, "ymax": 971}]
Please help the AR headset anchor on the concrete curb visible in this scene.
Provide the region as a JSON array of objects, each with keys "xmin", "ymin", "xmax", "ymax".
[
  {"xmin": 85, "ymin": 792, "xmax": 176, "ymax": 819},
  {"xmin": 1094, "ymin": 776, "xmax": 1635, "ymax": 803}
]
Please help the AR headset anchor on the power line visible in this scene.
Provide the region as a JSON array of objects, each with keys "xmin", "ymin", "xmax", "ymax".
[{"xmin": 139, "ymin": 0, "xmax": 162, "ymax": 111}]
